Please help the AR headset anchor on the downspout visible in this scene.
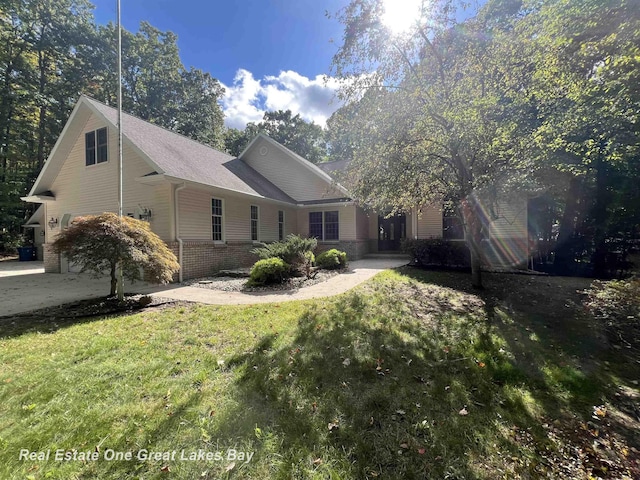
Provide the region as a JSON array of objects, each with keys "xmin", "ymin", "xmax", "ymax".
[{"xmin": 174, "ymin": 183, "xmax": 186, "ymax": 282}]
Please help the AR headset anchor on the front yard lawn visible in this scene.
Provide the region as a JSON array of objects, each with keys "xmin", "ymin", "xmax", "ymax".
[{"xmin": 1, "ymin": 268, "xmax": 638, "ymax": 479}]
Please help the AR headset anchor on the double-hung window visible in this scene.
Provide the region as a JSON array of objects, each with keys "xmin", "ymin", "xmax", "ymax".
[
  {"xmin": 250, "ymin": 205, "xmax": 259, "ymax": 241},
  {"xmin": 278, "ymin": 210, "xmax": 284, "ymax": 241},
  {"xmin": 309, "ymin": 211, "xmax": 339, "ymax": 241},
  {"xmin": 85, "ymin": 127, "xmax": 108, "ymax": 166},
  {"xmin": 212, "ymin": 198, "xmax": 223, "ymax": 241}
]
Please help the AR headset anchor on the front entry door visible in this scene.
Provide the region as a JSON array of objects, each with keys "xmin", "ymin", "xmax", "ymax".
[{"xmin": 378, "ymin": 214, "xmax": 406, "ymax": 251}]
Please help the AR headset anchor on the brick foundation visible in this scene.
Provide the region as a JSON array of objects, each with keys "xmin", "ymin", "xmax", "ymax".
[
  {"xmin": 43, "ymin": 244, "xmax": 61, "ymax": 273},
  {"xmin": 168, "ymin": 241, "xmax": 259, "ymax": 280},
  {"xmin": 316, "ymin": 240, "xmax": 370, "ymax": 261}
]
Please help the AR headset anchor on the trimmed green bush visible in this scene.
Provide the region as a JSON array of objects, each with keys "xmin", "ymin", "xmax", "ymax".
[
  {"xmin": 248, "ymin": 258, "xmax": 290, "ymax": 286},
  {"xmin": 316, "ymin": 249, "xmax": 347, "ymax": 270},
  {"xmin": 401, "ymin": 238, "xmax": 470, "ymax": 268}
]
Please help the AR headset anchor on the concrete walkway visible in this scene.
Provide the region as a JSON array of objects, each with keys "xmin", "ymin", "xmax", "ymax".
[
  {"xmin": 143, "ymin": 257, "xmax": 409, "ymax": 305},
  {"xmin": 0, "ymin": 257, "xmax": 409, "ymax": 317}
]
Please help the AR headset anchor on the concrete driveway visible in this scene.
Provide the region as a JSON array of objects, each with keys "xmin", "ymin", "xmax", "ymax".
[
  {"xmin": 0, "ymin": 257, "xmax": 409, "ymax": 317},
  {"xmin": 0, "ymin": 260, "xmax": 158, "ymax": 317}
]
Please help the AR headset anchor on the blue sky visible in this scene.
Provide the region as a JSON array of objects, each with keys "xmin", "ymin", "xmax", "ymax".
[{"xmin": 90, "ymin": 0, "xmax": 350, "ymax": 129}]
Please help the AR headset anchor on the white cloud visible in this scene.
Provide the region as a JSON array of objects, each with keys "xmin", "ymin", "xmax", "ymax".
[{"xmin": 221, "ymin": 69, "xmax": 343, "ymax": 130}]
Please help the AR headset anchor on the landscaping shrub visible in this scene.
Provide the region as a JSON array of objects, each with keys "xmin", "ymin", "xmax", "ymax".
[
  {"xmin": 583, "ymin": 278, "xmax": 640, "ymax": 348},
  {"xmin": 248, "ymin": 258, "xmax": 290, "ymax": 286},
  {"xmin": 52, "ymin": 212, "xmax": 179, "ymax": 296},
  {"xmin": 401, "ymin": 238, "xmax": 470, "ymax": 268},
  {"xmin": 316, "ymin": 249, "xmax": 347, "ymax": 270},
  {"xmin": 251, "ymin": 234, "xmax": 317, "ymax": 266}
]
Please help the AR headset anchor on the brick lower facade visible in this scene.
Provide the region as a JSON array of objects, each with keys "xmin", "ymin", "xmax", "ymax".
[
  {"xmin": 44, "ymin": 239, "xmax": 370, "ymax": 281},
  {"xmin": 43, "ymin": 244, "xmax": 61, "ymax": 273},
  {"xmin": 316, "ymin": 240, "xmax": 370, "ymax": 262},
  {"xmin": 168, "ymin": 241, "xmax": 259, "ymax": 280}
]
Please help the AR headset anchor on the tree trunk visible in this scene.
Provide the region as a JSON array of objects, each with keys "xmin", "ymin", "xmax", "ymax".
[
  {"xmin": 591, "ymin": 154, "xmax": 611, "ymax": 278},
  {"xmin": 110, "ymin": 263, "xmax": 117, "ymax": 296},
  {"xmin": 554, "ymin": 176, "xmax": 583, "ymax": 273},
  {"xmin": 461, "ymin": 197, "xmax": 484, "ymax": 289}
]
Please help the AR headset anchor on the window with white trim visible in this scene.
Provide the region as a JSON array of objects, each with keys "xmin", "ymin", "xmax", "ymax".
[
  {"xmin": 250, "ymin": 205, "xmax": 259, "ymax": 241},
  {"xmin": 212, "ymin": 198, "xmax": 223, "ymax": 241},
  {"xmin": 85, "ymin": 127, "xmax": 108, "ymax": 166},
  {"xmin": 309, "ymin": 211, "xmax": 339, "ymax": 241},
  {"xmin": 278, "ymin": 210, "xmax": 284, "ymax": 241}
]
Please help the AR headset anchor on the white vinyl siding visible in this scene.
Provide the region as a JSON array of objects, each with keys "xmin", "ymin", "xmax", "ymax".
[
  {"xmin": 489, "ymin": 202, "xmax": 527, "ymax": 239},
  {"xmin": 46, "ymin": 114, "xmax": 161, "ymax": 243},
  {"xmin": 416, "ymin": 205, "xmax": 443, "ymax": 238},
  {"xmin": 242, "ymin": 137, "xmax": 343, "ymax": 202},
  {"xmin": 176, "ymin": 186, "xmax": 297, "ymax": 242}
]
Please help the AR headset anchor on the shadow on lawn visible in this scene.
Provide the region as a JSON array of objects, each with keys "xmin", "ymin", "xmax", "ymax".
[{"xmin": 216, "ymin": 268, "xmax": 638, "ymax": 479}]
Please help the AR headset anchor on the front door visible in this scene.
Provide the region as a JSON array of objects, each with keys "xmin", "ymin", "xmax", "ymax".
[{"xmin": 378, "ymin": 214, "xmax": 406, "ymax": 251}]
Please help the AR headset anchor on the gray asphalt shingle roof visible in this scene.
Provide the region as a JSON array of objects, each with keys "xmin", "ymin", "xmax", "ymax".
[{"xmin": 85, "ymin": 96, "xmax": 296, "ymax": 204}]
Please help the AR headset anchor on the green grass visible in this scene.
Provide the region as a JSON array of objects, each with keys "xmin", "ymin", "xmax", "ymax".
[{"xmin": 1, "ymin": 268, "xmax": 638, "ymax": 479}]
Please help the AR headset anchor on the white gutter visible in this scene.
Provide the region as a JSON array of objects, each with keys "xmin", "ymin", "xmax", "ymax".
[{"xmin": 174, "ymin": 183, "xmax": 187, "ymax": 282}]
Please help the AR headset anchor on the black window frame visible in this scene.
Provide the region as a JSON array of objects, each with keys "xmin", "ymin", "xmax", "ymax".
[
  {"xmin": 250, "ymin": 205, "xmax": 259, "ymax": 241},
  {"xmin": 212, "ymin": 198, "xmax": 223, "ymax": 242},
  {"xmin": 85, "ymin": 127, "xmax": 108, "ymax": 166},
  {"xmin": 308, "ymin": 211, "xmax": 339, "ymax": 241},
  {"xmin": 278, "ymin": 210, "xmax": 284, "ymax": 241}
]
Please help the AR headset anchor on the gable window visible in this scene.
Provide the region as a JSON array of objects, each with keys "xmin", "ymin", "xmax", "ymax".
[
  {"xmin": 250, "ymin": 205, "xmax": 259, "ymax": 241},
  {"xmin": 443, "ymin": 204, "xmax": 465, "ymax": 240},
  {"xmin": 212, "ymin": 198, "xmax": 223, "ymax": 241},
  {"xmin": 309, "ymin": 211, "xmax": 339, "ymax": 241},
  {"xmin": 278, "ymin": 210, "xmax": 284, "ymax": 241},
  {"xmin": 85, "ymin": 127, "xmax": 108, "ymax": 166}
]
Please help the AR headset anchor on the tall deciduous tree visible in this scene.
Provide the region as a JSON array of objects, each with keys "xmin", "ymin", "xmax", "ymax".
[{"xmin": 330, "ymin": 0, "xmax": 533, "ymax": 288}]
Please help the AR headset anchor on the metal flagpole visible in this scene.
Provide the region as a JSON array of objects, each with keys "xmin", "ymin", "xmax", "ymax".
[{"xmin": 116, "ymin": 0, "xmax": 124, "ymax": 300}]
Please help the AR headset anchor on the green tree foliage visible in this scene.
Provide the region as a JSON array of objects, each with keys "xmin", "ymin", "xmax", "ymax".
[
  {"xmin": 0, "ymin": 4, "xmax": 227, "ymax": 249},
  {"xmin": 224, "ymin": 110, "xmax": 327, "ymax": 162},
  {"xmin": 330, "ymin": 0, "xmax": 640, "ymax": 283},
  {"xmin": 330, "ymin": 0, "xmax": 533, "ymax": 287},
  {"xmin": 52, "ymin": 213, "xmax": 179, "ymax": 296},
  {"xmin": 509, "ymin": 0, "xmax": 640, "ymax": 276},
  {"xmin": 89, "ymin": 21, "xmax": 226, "ymax": 150}
]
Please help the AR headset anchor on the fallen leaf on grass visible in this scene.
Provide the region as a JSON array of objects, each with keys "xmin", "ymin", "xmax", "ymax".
[
  {"xmin": 400, "ymin": 443, "xmax": 409, "ymax": 449},
  {"xmin": 342, "ymin": 358, "xmax": 351, "ymax": 366},
  {"xmin": 459, "ymin": 407, "xmax": 469, "ymax": 416},
  {"xmin": 225, "ymin": 462, "xmax": 236, "ymax": 472},
  {"xmin": 160, "ymin": 465, "xmax": 170, "ymax": 472},
  {"xmin": 593, "ymin": 405, "xmax": 607, "ymax": 419},
  {"xmin": 418, "ymin": 448, "xmax": 426, "ymax": 455},
  {"xmin": 328, "ymin": 421, "xmax": 339, "ymax": 431},
  {"xmin": 312, "ymin": 458, "xmax": 322, "ymax": 465}
]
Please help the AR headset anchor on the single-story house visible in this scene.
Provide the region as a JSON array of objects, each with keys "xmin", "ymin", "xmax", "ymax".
[{"xmin": 23, "ymin": 95, "xmax": 529, "ymax": 280}]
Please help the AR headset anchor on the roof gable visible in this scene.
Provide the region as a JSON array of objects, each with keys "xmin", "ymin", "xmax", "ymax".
[
  {"xmin": 238, "ymin": 133, "xmax": 349, "ymax": 202},
  {"xmin": 28, "ymin": 96, "xmax": 296, "ymax": 204}
]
